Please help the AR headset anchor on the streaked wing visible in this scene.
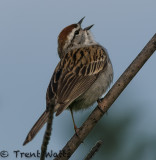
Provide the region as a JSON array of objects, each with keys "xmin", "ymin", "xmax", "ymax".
[{"xmin": 50, "ymin": 45, "xmax": 108, "ymax": 115}]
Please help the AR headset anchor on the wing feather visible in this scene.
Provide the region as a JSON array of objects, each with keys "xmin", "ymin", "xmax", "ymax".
[{"xmin": 50, "ymin": 45, "xmax": 108, "ymax": 115}]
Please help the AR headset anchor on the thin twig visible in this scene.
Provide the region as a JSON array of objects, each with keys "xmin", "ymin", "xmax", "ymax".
[
  {"xmin": 40, "ymin": 106, "xmax": 54, "ymax": 160},
  {"xmin": 84, "ymin": 140, "xmax": 103, "ymax": 160},
  {"xmin": 53, "ymin": 34, "xmax": 156, "ymax": 160}
]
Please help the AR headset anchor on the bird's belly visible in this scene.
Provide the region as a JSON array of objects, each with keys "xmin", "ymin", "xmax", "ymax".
[{"xmin": 69, "ymin": 62, "xmax": 113, "ymax": 111}]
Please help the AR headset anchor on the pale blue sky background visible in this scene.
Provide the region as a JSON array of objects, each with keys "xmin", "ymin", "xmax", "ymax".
[{"xmin": 0, "ymin": 0, "xmax": 156, "ymax": 160}]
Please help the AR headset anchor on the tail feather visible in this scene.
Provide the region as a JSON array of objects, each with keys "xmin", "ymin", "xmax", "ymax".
[{"xmin": 23, "ymin": 110, "xmax": 49, "ymax": 146}]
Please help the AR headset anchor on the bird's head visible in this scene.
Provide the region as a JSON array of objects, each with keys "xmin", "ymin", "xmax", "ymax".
[{"xmin": 58, "ymin": 17, "xmax": 95, "ymax": 59}]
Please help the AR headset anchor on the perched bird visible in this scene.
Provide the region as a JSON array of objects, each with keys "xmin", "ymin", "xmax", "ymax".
[{"xmin": 23, "ymin": 17, "xmax": 113, "ymax": 146}]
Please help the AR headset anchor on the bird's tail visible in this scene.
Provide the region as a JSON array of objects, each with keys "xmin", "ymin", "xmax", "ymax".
[{"xmin": 23, "ymin": 110, "xmax": 49, "ymax": 146}]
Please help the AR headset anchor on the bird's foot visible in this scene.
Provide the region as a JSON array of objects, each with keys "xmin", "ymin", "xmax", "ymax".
[
  {"xmin": 97, "ymin": 98, "xmax": 105, "ymax": 114},
  {"xmin": 74, "ymin": 125, "xmax": 80, "ymax": 136},
  {"xmin": 97, "ymin": 98, "xmax": 103, "ymax": 103},
  {"xmin": 74, "ymin": 126, "xmax": 84, "ymax": 143}
]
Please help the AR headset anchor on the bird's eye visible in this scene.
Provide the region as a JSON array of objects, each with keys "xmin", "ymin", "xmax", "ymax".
[{"xmin": 75, "ymin": 30, "xmax": 79, "ymax": 35}]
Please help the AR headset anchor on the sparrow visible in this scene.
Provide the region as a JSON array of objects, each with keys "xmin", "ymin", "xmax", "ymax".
[{"xmin": 23, "ymin": 17, "xmax": 113, "ymax": 146}]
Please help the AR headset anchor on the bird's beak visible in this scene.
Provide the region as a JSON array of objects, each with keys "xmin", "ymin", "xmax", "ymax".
[
  {"xmin": 78, "ymin": 17, "xmax": 85, "ymax": 25},
  {"xmin": 83, "ymin": 24, "xmax": 94, "ymax": 30}
]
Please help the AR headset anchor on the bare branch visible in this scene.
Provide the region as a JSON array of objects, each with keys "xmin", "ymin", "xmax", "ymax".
[
  {"xmin": 40, "ymin": 106, "xmax": 54, "ymax": 160},
  {"xmin": 53, "ymin": 34, "xmax": 156, "ymax": 160},
  {"xmin": 84, "ymin": 140, "xmax": 103, "ymax": 160}
]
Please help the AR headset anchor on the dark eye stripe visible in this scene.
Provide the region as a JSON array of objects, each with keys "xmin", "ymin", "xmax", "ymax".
[
  {"xmin": 67, "ymin": 29, "xmax": 80, "ymax": 50},
  {"xmin": 75, "ymin": 30, "xmax": 80, "ymax": 35}
]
